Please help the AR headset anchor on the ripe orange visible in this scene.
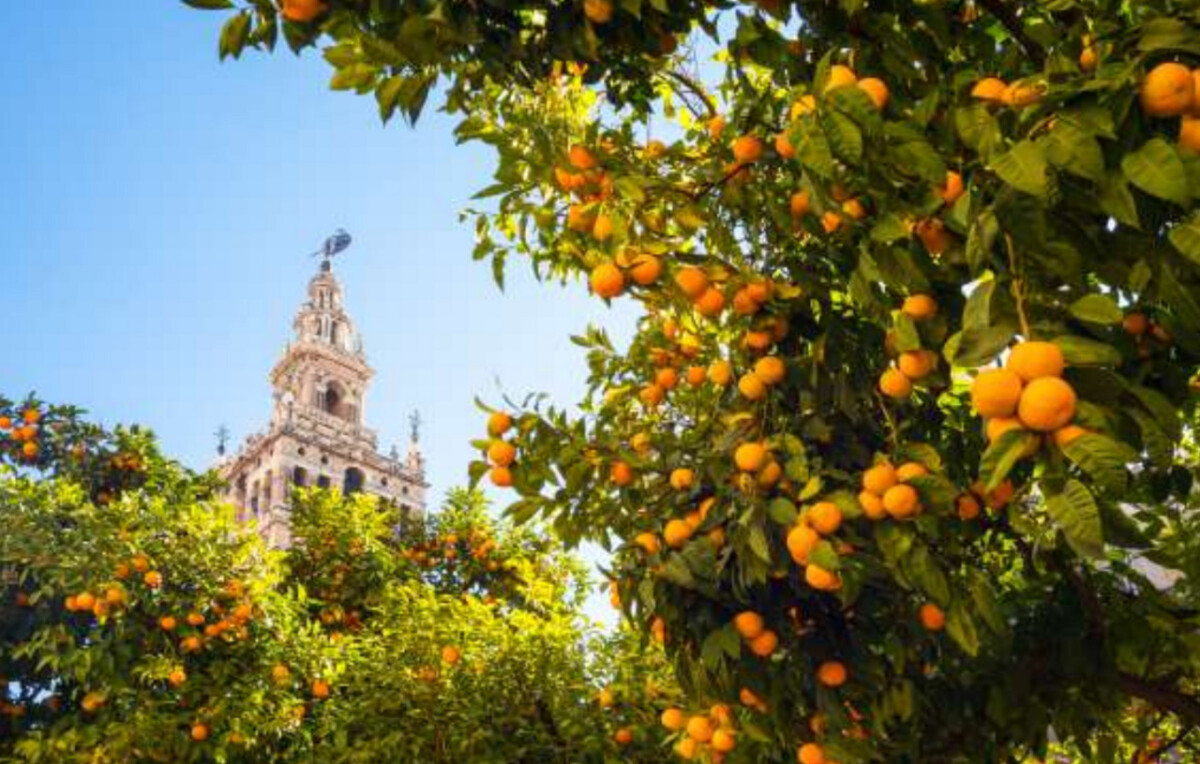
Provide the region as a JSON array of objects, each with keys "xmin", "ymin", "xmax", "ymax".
[
  {"xmin": 75, "ymin": 592, "xmax": 96, "ymax": 612},
  {"xmin": 898, "ymin": 349, "xmax": 936, "ymax": 380},
  {"xmin": 879, "ymin": 368, "xmax": 913, "ymax": 399},
  {"xmin": 707, "ymin": 115, "xmax": 726, "ymax": 139},
  {"xmin": 186, "ymin": 611, "xmax": 205, "ymax": 627},
  {"xmin": 487, "ymin": 411, "xmax": 513, "ymax": 437},
  {"xmin": 734, "ymin": 442, "xmax": 768, "ymax": 472},
  {"xmin": 896, "ymin": 462, "xmax": 928, "ymax": 482},
  {"xmin": 805, "ymin": 564, "xmax": 840, "ymax": 591},
  {"xmin": 640, "ymin": 383, "xmax": 666, "ymax": 408},
  {"xmin": 757, "ymin": 459, "xmax": 783, "ymax": 488},
  {"xmin": 902, "ymin": 293, "xmax": 938, "ymax": 320},
  {"xmin": 820, "ymin": 210, "xmax": 843, "ymax": 233},
  {"xmin": 775, "ymin": 131, "xmax": 796, "ymax": 159},
  {"xmin": 614, "ymin": 728, "xmax": 633, "ymax": 745},
  {"xmin": 798, "ymin": 743, "xmax": 826, "ymax": 764},
  {"xmin": 747, "ymin": 629, "xmax": 779, "ymax": 657},
  {"xmin": 816, "ymin": 660, "xmax": 848, "ymax": 687},
  {"xmin": 661, "ymin": 707, "xmax": 687, "ymax": 731},
  {"xmin": 674, "ymin": 266, "xmax": 709, "ymax": 298},
  {"xmin": 1007, "ymin": 341, "xmax": 1065, "ymax": 382},
  {"xmin": 160, "ymin": 616, "xmax": 177, "ymax": 631},
  {"xmin": 857, "ymin": 77, "xmax": 889, "ymax": 109},
  {"xmin": 80, "ymin": 692, "xmax": 105, "ymax": 713},
  {"xmin": 825, "ymin": 64, "xmax": 857, "ymax": 93},
  {"xmin": 664, "ymin": 519, "xmax": 693, "ymax": 549},
  {"xmin": 168, "ymin": 668, "xmax": 187, "ymax": 687},
  {"xmin": 487, "ymin": 440, "xmax": 517, "ymax": 467},
  {"xmin": 281, "ymin": 0, "xmax": 327, "ymax": 23},
  {"xmin": 919, "ymin": 603, "xmax": 946, "ymax": 631},
  {"xmin": 21, "ymin": 441, "xmax": 39, "ymax": 460},
  {"xmin": 862, "ymin": 462, "xmax": 898, "ymax": 495},
  {"xmin": 807, "ymin": 502, "xmax": 842, "ymax": 535},
  {"xmin": 712, "ymin": 728, "xmax": 738, "ymax": 753},
  {"xmin": 1184, "ymin": 115, "xmax": 1200, "ymax": 153},
  {"xmin": 1054, "ymin": 424, "xmax": 1089, "ymax": 447},
  {"xmin": 570, "ymin": 144, "xmax": 597, "ymax": 171},
  {"xmin": 956, "ymin": 493, "xmax": 981, "ymax": 520},
  {"xmin": 489, "ymin": 466, "xmax": 514, "ymax": 487},
  {"xmin": 708, "ymin": 360, "xmax": 733, "ymax": 386},
  {"xmin": 789, "ymin": 190, "xmax": 812, "ymax": 218},
  {"xmin": 567, "ymin": 204, "xmax": 595, "ymax": 232},
  {"xmin": 685, "ymin": 365, "xmax": 707, "ymax": 386},
  {"xmin": 916, "ymin": 218, "xmax": 951, "ymax": 254},
  {"xmin": 1141, "ymin": 62, "xmax": 1195, "ymax": 117},
  {"xmin": 754, "ymin": 356, "xmax": 786, "ymax": 385},
  {"xmin": 694, "ymin": 286, "xmax": 726, "ymax": 317},
  {"xmin": 882, "ymin": 484, "xmax": 920, "ymax": 519},
  {"xmin": 1005, "ymin": 81, "xmax": 1044, "ymax": 107},
  {"xmin": 610, "ymin": 460, "xmax": 634, "ymax": 487},
  {"xmin": 938, "ymin": 170, "xmax": 964, "ymax": 205},
  {"xmin": 732, "ymin": 135, "xmax": 764, "ymax": 164},
  {"xmin": 970, "ymin": 368, "xmax": 1024, "ymax": 418},
  {"xmin": 734, "ymin": 611, "xmax": 765, "ymax": 640},
  {"xmin": 732, "ymin": 287, "xmax": 760, "ymax": 316},
  {"xmin": 1123, "ymin": 312, "xmax": 1149, "ymax": 336},
  {"xmin": 591, "ymin": 215, "xmax": 614, "ymax": 241},
  {"xmin": 787, "ymin": 524, "xmax": 820, "ymax": 564},
  {"xmin": 181, "ymin": 636, "xmax": 202, "ymax": 653},
  {"xmin": 1018, "ymin": 377, "xmax": 1078, "ymax": 432},
  {"xmin": 669, "ymin": 468, "xmax": 695, "ymax": 491},
  {"xmin": 1080, "ymin": 37, "xmax": 1098, "ymax": 71},
  {"xmin": 971, "ymin": 77, "xmax": 1009, "ymax": 103},
  {"xmin": 590, "ymin": 262, "xmax": 624, "ymax": 299},
  {"xmin": 312, "ymin": 679, "xmax": 331, "ymax": 699},
  {"xmin": 0, "ymin": 416, "xmax": 9, "ymax": 430},
  {"xmin": 858, "ymin": 490, "xmax": 886, "ymax": 520},
  {"xmin": 271, "ymin": 664, "xmax": 291, "ymax": 685},
  {"xmin": 687, "ymin": 714, "xmax": 715, "ymax": 742},
  {"xmin": 985, "ymin": 416, "xmax": 1024, "ymax": 443},
  {"xmin": 441, "ymin": 645, "xmax": 461, "ymax": 665},
  {"xmin": 739, "ymin": 373, "xmax": 768, "ymax": 401},
  {"xmin": 144, "ymin": 571, "xmax": 163, "ymax": 589},
  {"xmin": 790, "ymin": 95, "xmax": 817, "ymax": 119},
  {"xmin": 629, "ymin": 254, "xmax": 662, "ymax": 285}
]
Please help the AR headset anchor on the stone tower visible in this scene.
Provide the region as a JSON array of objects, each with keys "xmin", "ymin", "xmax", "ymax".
[{"xmin": 220, "ymin": 257, "xmax": 427, "ymax": 547}]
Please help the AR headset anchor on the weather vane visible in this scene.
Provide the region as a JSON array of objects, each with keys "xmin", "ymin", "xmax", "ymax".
[
  {"xmin": 215, "ymin": 425, "xmax": 230, "ymax": 457},
  {"xmin": 311, "ymin": 229, "xmax": 352, "ymax": 269},
  {"xmin": 409, "ymin": 410, "xmax": 422, "ymax": 444}
]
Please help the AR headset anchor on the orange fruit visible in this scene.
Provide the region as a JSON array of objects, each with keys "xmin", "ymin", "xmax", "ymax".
[
  {"xmin": 487, "ymin": 411, "xmax": 513, "ymax": 437},
  {"xmin": 735, "ymin": 442, "xmax": 768, "ymax": 472},
  {"xmin": 687, "ymin": 714, "xmax": 715, "ymax": 742},
  {"xmin": 732, "ymin": 288, "xmax": 760, "ymax": 316},
  {"xmin": 901, "ymin": 294, "xmax": 938, "ymax": 319},
  {"xmin": 1141, "ymin": 62, "xmax": 1195, "ymax": 117},
  {"xmin": 841, "ymin": 198, "xmax": 867, "ymax": 221},
  {"xmin": 798, "ymin": 743, "xmax": 827, "ymax": 764},
  {"xmin": 1006, "ymin": 341, "xmax": 1065, "ymax": 382},
  {"xmin": 168, "ymin": 668, "xmax": 187, "ymax": 687},
  {"xmin": 807, "ymin": 502, "xmax": 842, "ymax": 535},
  {"xmin": 732, "ymin": 135, "xmax": 764, "ymax": 164},
  {"xmin": 661, "ymin": 707, "xmax": 687, "ymax": 731},
  {"xmin": 674, "ymin": 267, "xmax": 709, "ymax": 298},
  {"xmin": 707, "ymin": 526, "xmax": 727, "ymax": 549},
  {"xmin": 190, "ymin": 723, "xmax": 209, "ymax": 742},
  {"xmin": 775, "ymin": 131, "xmax": 796, "ymax": 159},
  {"xmin": 971, "ymin": 77, "xmax": 1009, "ymax": 103},
  {"xmin": 825, "ymin": 64, "xmax": 857, "ymax": 93},
  {"xmin": 859, "ymin": 490, "xmax": 886, "ymax": 520},
  {"xmin": 956, "ymin": 493, "xmax": 981, "ymax": 520},
  {"xmin": 21, "ymin": 441, "xmax": 39, "ymax": 459},
  {"xmin": 707, "ymin": 115, "xmax": 726, "ymax": 139},
  {"xmin": 1017, "ymin": 377, "xmax": 1077, "ymax": 432},
  {"xmin": 144, "ymin": 571, "xmax": 163, "ymax": 589},
  {"xmin": 591, "ymin": 214, "xmax": 614, "ymax": 241},
  {"xmin": 754, "ymin": 356, "xmax": 786, "ymax": 385},
  {"xmin": 694, "ymin": 286, "xmax": 726, "ymax": 317},
  {"xmin": 656, "ymin": 367, "xmax": 679, "ymax": 390},
  {"xmin": 816, "ymin": 660, "xmax": 848, "ymax": 687},
  {"xmin": 757, "ymin": 459, "xmax": 783, "ymax": 488},
  {"xmin": 805, "ymin": 564, "xmax": 840, "ymax": 591},
  {"xmin": 685, "ymin": 365, "xmax": 707, "ymax": 386},
  {"xmin": 312, "ymin": 679, "xmax": 331, "ymax": 699},
  {"xmin": 862, "ymin": 462, "xmax": 898, "ymax": 495},
  {"xmin": 160, "ymin": 616, "xmax": 177, "ymax": 631},
  {"xmin": 790, "ymin": 95, "xmax": 817, "ymax": 119},
  {"xmin": 567, "ymin": 204, "xmax": 595, "ymax": 232},
  {"xmin": 1123, "ymin": 312, "xmax": 1149, "ymax": 336},
  {"xmin": 879, "ymin": 368, "xmax": 913, "ymax": 399},
  {"xmin": 1054, "ymin": 424, "xmax": 1089, "ymax": 447},
  {"xmin": 0, "ymin": 416, "xmax": 9, "ymax": 430},
  {"xmin": 186, "ymin": 612, "xmax": 206, "ymax": 627},
  {"xmin": 610, "ymin": 460, "xmax": 634, "ymax": 487},
  {"xmin": 181, "ymin": 636, "xmax": 202, "ymax": 653},
  {"xmin": 568, "ymin": 145, "xmax": 595, "ymax": 171},
  {"xmin": 708, "ymin": 360, "xmax": 733, "ymax": 386},
  {"xmin": 857, "ymin": 77, "xmax": 889, "ymax": 109},
  {"xmin": 640, "ymin": 383, "xmax": 666, "ymax": 408},
  {"xmin": 882, "ymin": 484, "xmax": 920, "ymax": 519},
  {"xmin": 441, "ymin": 645, "xmax": 461, "ymax": 665},
  {"xmin": 613, "ymin": 728, "xmax": 633, "ymax": 745},
  {"xmin": 281, "ymin": 0, "xmax": 327, "ymax": 23},
  {"xmin": 898, "ymin": 349, "xmax": 936, "ymax": 380},
  {"xmin": 938, "ymin": 170, "xmax": 964, "ymax": 205},
  {"xmin": 1005, "ymin": 81, "xmax": 1044, "ymax": 107},
  {"xmin": 670, "ymin": 468, "xmax": 695, "ymax": 491},
  {"xmin": 896, "ymin": 462, "xmax": 928, "ymax": 482},
  {"xmin": 919, "ymin": 603, "xmax": 946, "ymax": 631},
  {"xmin": 590, "ymin": 262, "xmax": 624, "ymax": 299},
  {"xmin": 75, "ymin": 592, "xmax": 96, "ymax": 612},
  {"xmin": 916, "ymin": 218, "xmax": 951, "ymax": 254},
  {"xmin": 1080, "ymin": 38, "xmax": 1098, "ymax": 71},
  {"xmin": 747, "ymin": 629, "xmax": 779, "ymax": 657},
  {"xmin": 739, "ymin": 373, "xmax": 768, "ymax": 401},
  {"xmin": 634, "ymin": 532, "xmax": 661, "ymax": 555},
  {"xmin": 789, "ymin": 190, "xmax": 812, "ymax": 218},
  {"xmin": 629, "ymin": 254, "xmax": 662, "ymax": 285},
  {"xmin": 489, "ymin": 466, "xmax": 514, "ymax": 487},
  {"xmin": 734, "ymin": 611, "xmax": 765, "ymax": 640},
  {"xmin": 664, "ymin": 519, "xmax": 693, "ymax": 549},
  {"xmin": 985, "ymin": 416, "xmax": 1024, "ymax": 443},
  {"xmin": 787, "ymin": 524, "xmax": 820, "ymax": 564},
  {"xmin": 488, "ymin": 440, "xmax": 517, "ymax": 467},
  {"xmin": 583, "ymin": 0, "xmax": 614, "ymax": 24},
  {"xmin": 970, "ymin": 368, "xmax": 1024, "ymax": 418},
  {"xmin": 821, "ymin": 211, "xmax": 843, "ymax": 233},
  {"xmin": 712, "ymin": 729, "xmax": 737, "ymax": 753}
]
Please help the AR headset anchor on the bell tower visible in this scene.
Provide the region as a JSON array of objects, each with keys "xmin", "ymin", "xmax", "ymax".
[{"xmin": 220, "ymin": 236, "xmax": 427, "ymax": 547}]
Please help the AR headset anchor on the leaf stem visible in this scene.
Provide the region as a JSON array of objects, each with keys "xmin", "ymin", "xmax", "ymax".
[{"xmin": 1005, "ymin": 234, "xmax": 1032, "ymax": 340}]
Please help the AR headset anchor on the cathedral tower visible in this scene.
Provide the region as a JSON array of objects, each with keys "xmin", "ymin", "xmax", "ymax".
[{"xmin": 220, "ymin": 253, "xmax": 426, "ymax": 547}]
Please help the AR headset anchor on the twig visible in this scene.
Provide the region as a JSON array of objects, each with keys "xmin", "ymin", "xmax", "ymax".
[
  {"xmin": 659, "ymin": 69, "xmax": 717, "ymax": 120},
  {"xmin": 1004, "ymin": 234, "xmax": 1032, "ymax": 339},
  {"xmin": 976, "ymin": 0, "xmax": 1047, "ymax": 67}
]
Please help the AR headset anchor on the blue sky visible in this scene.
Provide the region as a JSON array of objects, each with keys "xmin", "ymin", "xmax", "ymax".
[{"xmin": 0, "ymin": 4, "xmax": 638, "ymax": 617}]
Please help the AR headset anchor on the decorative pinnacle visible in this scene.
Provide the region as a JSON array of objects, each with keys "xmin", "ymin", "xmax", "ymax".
[{"xmin": 312, "ymin": 229, "xmax": 352, "ymax": 270}]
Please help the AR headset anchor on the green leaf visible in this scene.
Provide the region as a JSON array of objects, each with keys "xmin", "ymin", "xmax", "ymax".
[
  {"xmin": 218, "ymin": 11, "xmax": 252, "ymax": 60},
  {"xmin": 822, "ymin": 111, "xmax": 863, "ymax": 164},
  {"xmin": 893, "ymin": 314, "xmax": 921, "ymax": 353},
  {"xmin": 1052, "ymin": 335, "xmax": 1122, "ymax": 366},
  {"xmin": 951, "ymin": 322, "xmax": 1016, "ymax": 367},
  {"xmin": 1127, "ymin": 384, "xmax": 1182, "ymax": 439},
  {"xmin": 962, "ymin": 277, "xmax": 995, "ymax": 331},
  {"xmin": 969, "ymin": 575, "xmax": 1007, "ymax": 637},
  {"xmin": 946, "ymin": 600, "xmax": 980, "ymax": 656},
  {"xmin": 965, "ymin": 210, "xmax": 999, "ymax": 273},
  {"xmin": 1121, "ymin": 138, "xmax": 1189, "ymax": 206},
  {"xmin": 1168, "ymin": 212, "xmax": 1200, "ymax": 268},
  {"xmin": 989, "ymin": 140, "xmax": 1048, "ymax": 198},
  {"xmin": 1097, "ymin": 172, "xmax": 1140, "ymax": 228},
  {"xmin": 809, "ymin": 540, "xmax": 841, "ymax": 571},
  {"xmin": 1062, "ymin": 434, "xmax": 1132, "ymax": 493},
  {"xmin": 767, "ymin": 497, "xmax": 798, "ymax": 525},
  {"xmin": 1068, "ymin": 294, "xmax": 1123, "ymax": 325},
  {"xmin": 660, "ymin": 555, "xmax": 696, "ymax": 587},
  {"xmin": 1044, "ymin": 120, "xmax": 1106, "ymax": 182},
  {"xmin": 978, "ymin": 428, "xmax": 1030, "ymax": 492},
  {"xmin": 1044, "ymin": 480, "xmax": 1104, "ymax": 558},
  {"xmin": 182, "ymin": 0, "xmax": 234, "ymax": 8},
  {"xmin": 905, "ymin": 545, "xmax": 950, "ymax": 605}
]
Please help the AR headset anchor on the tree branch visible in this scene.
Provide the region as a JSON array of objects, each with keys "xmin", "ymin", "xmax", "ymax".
[
  {"xmin": 1117, "ymin": 673, "xmax": 1200, "ymax": 727},
  {"xmin": 659, "ymin": 69, "xmax": 717, "ymax": 120},
  {"xmin": 976, "ymin": 0, "xmax": 1046, "ymax": 67}
]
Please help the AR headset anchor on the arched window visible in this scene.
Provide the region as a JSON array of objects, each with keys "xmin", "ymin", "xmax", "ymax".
[
  {"xmin": 324, "ymin": 383, "xmax": 342, "ymax": 417},
  {"xmin": 292, "ymin": 466, "xmax": 308, "ymax": 487},
  {"xmin": 344, "ymin": 467, "xmax": 365, "ymax": 495}
]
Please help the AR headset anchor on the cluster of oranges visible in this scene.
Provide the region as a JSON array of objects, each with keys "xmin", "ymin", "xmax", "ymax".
[
  {"xmin": 785, "ymin": 501, "xmax": 844, "ymax": 592},
  {"xmin": 63, "ymin": 584, "xmax": 125, "ymax": 620},
  {"xmin": 660, "ymin": 496, "xmax": 718, "ymax": 550},
  {"xmin": 878, "ymin": 295, "xmax": 940, "ymax": 400},
  {"xmin": 1138, "ymin": 61, "xmax": 1200, "ymax": 152},
  {"xmin": 856, "ymin": 460, "xmax": 929, "ymax": 522},
  {"xmin": 672, "ymin": 266, "xmax": 730, "ymax": 320},
  {"xmin": 1123, "ymin": 309, "xmax": 1175, "ymax": 358},
  {"xmin": 737, "ymin": 355, "xmax": 787, "ymax": 403},
  {"xmin": 732, "ymin": 611, "xmax": 778, "ymax": 658},
  {"xmin": 970, "ymin": 341, "xmax": 1081, "ymax": 457},
  {"xmin": 0, "ymin": 407, "xmax": 42, "ymax": 461},
  {"xmin": 589, "ymin": 249, "xmax": 662, "ymax": 300},
  {"xmin": 660, "ymin": 703, "xmax": 739, "ymax": 761},
  {"xmin": 732, "ymin": 440, "xmax": 783, "ymax": 493},
  {"xmin": 970, "ymin": 76, "xmax": 1045, "ymax": 109},
  {"xmin": 955, "ymin": 478, "xmax": 1016, "ymax": 521},
  {"xmin": 484, "ymin": 411, "xmax": 518, "ymax": 487}
]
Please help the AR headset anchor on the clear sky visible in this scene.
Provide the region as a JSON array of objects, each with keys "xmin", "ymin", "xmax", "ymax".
[{"xmin": 0, "ymin": 3, "xmax": 637, "ymax": 618}]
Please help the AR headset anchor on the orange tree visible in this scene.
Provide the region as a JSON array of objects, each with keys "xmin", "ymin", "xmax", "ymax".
[{"xmin": 190, "ymin": 0, "xmax": 1200, "ymax": 761}]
